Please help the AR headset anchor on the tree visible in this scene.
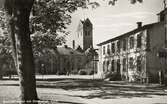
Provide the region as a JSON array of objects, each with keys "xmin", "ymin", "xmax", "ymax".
[
  {"xmin": 2, "ymin": 0, "xmax": 38, "ymax": 102},
  {"xmin": 0, "ymin": 0, "xmax": 143, "ymax": 102}
]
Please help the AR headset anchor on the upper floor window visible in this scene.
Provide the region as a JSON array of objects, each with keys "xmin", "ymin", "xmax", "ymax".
[
  {"xmin": 103, "ymin": 46, "xmax": 106, "ymax": 55},
  {"xmin": 129, "ymin": 36, "xmax": 134, "ymax": 49},
  {"xmin": 111, "ymin": 43, "xmax": 115, "ymax": 53},
  {"xmin": 123, "ymin": 39, "xmax": 126, "ymax": 51},
  {"xmin": 137, "ymin": 34, "xmax": 142, "ymax": 48},
  {"xmin": 117, "ymin": 41, "xmax": 120, "ymax": 53},
  {"xmin": 107, "ymin": 44, "xmax": 110, "ymax": 55}
]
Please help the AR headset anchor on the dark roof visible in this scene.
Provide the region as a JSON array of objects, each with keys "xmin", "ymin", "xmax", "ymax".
[
  {"xmin": 80, "ymin": 18, "xmax": 92, "ymax": 25},
  {"xmin": 97, "ymin": 22, "xmax": 161, "ymax": 46},
  {"xmin": 57, "ymin": 46, "xmax": 84, "ymax": 56},
  {"xmin": 157, "ymin": 8, "xmax": 167, "ymax": 15}
]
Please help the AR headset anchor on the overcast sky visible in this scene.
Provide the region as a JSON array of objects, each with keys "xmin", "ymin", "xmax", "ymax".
[{"xmin": 67, "ymin": 0, "xmax": 165, "ymax": 48}]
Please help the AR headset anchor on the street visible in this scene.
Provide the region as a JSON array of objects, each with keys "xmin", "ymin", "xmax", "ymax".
[{"xmin": 0, "ymin": 75, "xmax": 167, "ymax": 104}]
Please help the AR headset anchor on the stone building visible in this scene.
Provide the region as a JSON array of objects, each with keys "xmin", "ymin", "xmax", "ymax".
[
  {"xmin": 97, "ymin": 9, "xmax": 167, "ymax": 83},
  {"xmin": 69, "ymin": 18, "xmax": 93, "ymax": 51}
]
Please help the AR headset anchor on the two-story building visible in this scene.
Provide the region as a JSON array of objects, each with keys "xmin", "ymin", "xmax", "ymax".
[{"xmin": 97, "ymin": 9, "xmax": 167, "ymax": 83}]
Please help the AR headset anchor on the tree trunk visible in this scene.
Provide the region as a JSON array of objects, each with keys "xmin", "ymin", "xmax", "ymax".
[{"xmin": 5, "ymin": 0, "xmax": 38, "ymax": 102}]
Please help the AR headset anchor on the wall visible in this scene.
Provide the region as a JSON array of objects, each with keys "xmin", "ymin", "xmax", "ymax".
[{"xmin": 146, "ymin": 22, "xmax": 166, "ymax": 83}]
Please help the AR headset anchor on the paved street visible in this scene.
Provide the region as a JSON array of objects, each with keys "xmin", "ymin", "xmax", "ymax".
[{"xmin": 0, "ymin": 76, "xmax": 167, "ymax": 104}]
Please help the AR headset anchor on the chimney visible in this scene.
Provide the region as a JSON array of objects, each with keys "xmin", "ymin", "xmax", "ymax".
[{"xmin": 137, "ymin": 22, "xmax": 142, "ymax": 28}]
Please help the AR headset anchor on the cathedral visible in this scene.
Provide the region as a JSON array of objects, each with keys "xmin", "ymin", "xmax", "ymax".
[{"xmin": 67, "ymin": 18, "xmax": 93, "ymax": 52}]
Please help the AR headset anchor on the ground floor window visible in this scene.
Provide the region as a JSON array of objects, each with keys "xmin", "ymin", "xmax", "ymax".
[
  {"xmin": 103, "ymin": 61, "xmax": 106, "ymax": 72},
  {"xmin": 117, "ymin": 59, "xmax": 120, "ymax": 73},
  {"xmin": 129, "ymin": 57, "xmax": 134, "ymax": 69},
  {"xmin": 123, "ymin": 58, "xmax": 126, "ymax": 72},
  {"xmin": 111, "ymin": 60, "xmax": 115, "ymax": 72},
  {"xmin": 137, "ymin": 56, "xmax": 142, "ymax": 72},
  {"xmin": 107, "ymin": 61, "xmax": 110, "ymax": 71}
]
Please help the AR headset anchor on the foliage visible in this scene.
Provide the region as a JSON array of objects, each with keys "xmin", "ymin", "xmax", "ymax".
[{"xmin": 30, "ymin": 0, "xmax": 87, "ymax": 36}]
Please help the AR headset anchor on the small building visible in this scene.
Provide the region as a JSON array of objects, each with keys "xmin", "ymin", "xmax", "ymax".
[{"xmin": 97, "ymin": 9, "xmax": 167, "ymax": 83}]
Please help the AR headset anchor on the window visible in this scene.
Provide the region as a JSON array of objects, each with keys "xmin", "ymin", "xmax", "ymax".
[
  {"xmin": 137, "ymin": 34, "xmax": 142, "ymax": 48},
  {"xmin": 103, "ymin": 61, "xmax": 106, "ymax": 72},
  {"xmin": 103, "ymin": 46, "xmax": 106, "ymax": 55},
  {"xmin": 129, "ymin": 57, "xmax": 134, "ymax": 69},
  {"xmin": 117, "ymin": 41, "xmax": 120, "ymax": 53},
  {"xmin": 111, "ymin": 60, "xmax": 115, "ymax": 71},
  {"xmin": 111, "ymin": 43, "xmax": 115, "ymax": 53},
  {"xmin": 123, "ymin": 58, "xmax": 126, "ymax": 71},
  {"xmin": 107, "ymin": 45, "xmax": 110, "ymax": 55},
  {"xmin": 129, "ymin": 36, "xmax": 134, "ymax": 49},
  {"xmin": 137, "ymin": 56, "xmax": 142, "ymax": 72},
  {"xmin": 85, "ymin": 31, "xmax": 90, "ymax": 36},
  {"xmin": 117, "ymin": 59, "xmax": 120, "ymax": 73},
  {"xmin": 107, "ymin": 61, "xmax": 110, "ymax": 71},
  {"xmin": 123, "ymin": 39, "xmax": 126, "ymax": 51}
]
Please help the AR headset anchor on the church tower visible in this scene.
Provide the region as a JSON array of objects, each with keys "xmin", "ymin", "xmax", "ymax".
[{"xmin": 72, "ymin": 18, "xmax": 93, "ymax": 51}]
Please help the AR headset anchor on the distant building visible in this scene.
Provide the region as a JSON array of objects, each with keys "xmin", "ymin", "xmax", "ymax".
[
  {"xmin": 35, "ymin": 46, "xmax": 85, "ymax": 75},
  {"xmin": 68, "ymin": 18, "xmax": 93, "ymax": 51},
  {"xmin": 97, "ymin": 9, "xmax": 167, "ymax": 83}
]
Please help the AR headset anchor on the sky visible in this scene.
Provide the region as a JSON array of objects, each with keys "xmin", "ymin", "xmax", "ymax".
[{"xmin": 67, "ymin": 0, "xmax": 165, "ymax": 48}]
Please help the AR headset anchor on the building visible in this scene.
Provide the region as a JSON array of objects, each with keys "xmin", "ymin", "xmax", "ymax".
[
  {"xmin": 35, "ymin": 46, "xmax": 86, "ymax": 75},
  {"xmin": 67, "ymin": 18, "xmax": 93, "ymax": 51},
  {"xmin": 97, "ymin": 9, "xmax": 167, "ymax": 83}
]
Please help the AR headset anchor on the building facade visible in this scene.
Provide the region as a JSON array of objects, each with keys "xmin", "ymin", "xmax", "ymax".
[{"xmin": 97, "ymin": 9, "xmax": 167, "ymax": 83}]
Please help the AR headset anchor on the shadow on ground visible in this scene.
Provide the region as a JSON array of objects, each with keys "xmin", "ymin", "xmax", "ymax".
[
  {"xmin": 36, "ymin": 79, "xmax": 167, "ymax": 100},
  {"xmin": 1, "ymin": 79, "xmax": 167, "ymax": 102}
]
